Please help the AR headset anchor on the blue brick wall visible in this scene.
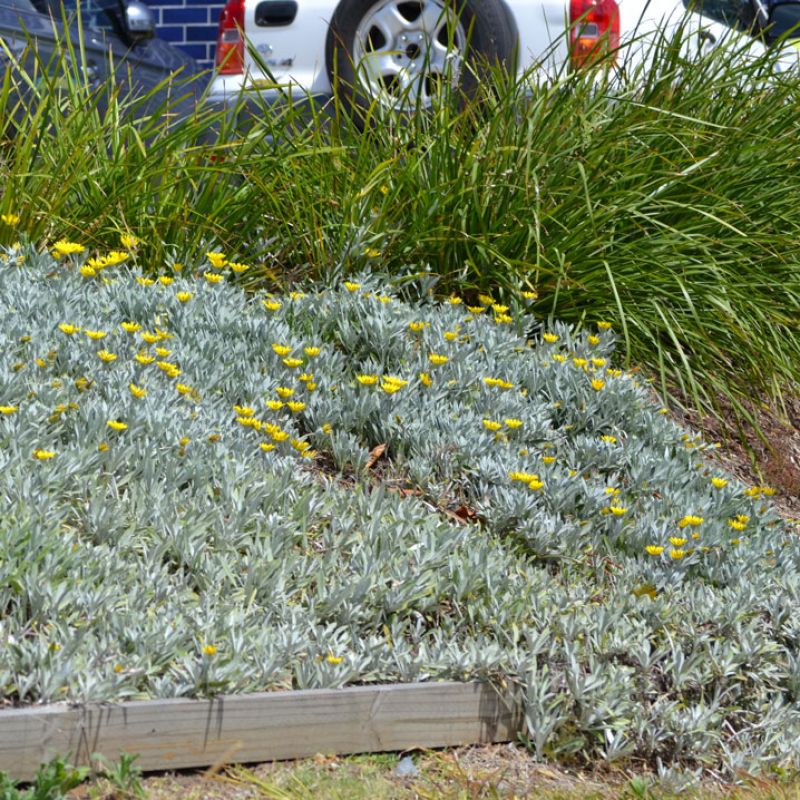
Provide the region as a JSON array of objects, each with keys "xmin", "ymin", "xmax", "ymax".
[{"xmin": 147, "ymin": 0, "xmax": 225, "ymax": 69}]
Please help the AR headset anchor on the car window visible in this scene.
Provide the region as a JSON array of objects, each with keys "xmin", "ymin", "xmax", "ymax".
[
  {"xmin": 32, "ymin": 0, "xmax": 121, "ymax": 31},
  {"xmin": 683, "ymin": 0, "xmax": 755, "ymax": 28}
]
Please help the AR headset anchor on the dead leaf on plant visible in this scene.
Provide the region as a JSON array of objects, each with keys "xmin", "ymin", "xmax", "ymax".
[{"xmin": 366, "ymin": 443, "xmax": 387, "ymax": 470}]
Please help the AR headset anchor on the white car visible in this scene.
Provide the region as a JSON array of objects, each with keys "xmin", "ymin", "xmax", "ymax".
[{"xmin": 205, "ymin": 0, "xmax": 800, "ymax": 110}]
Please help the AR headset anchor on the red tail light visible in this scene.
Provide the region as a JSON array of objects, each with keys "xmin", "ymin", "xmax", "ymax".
[
  {"xmin": 569, "ymin": 0, "xmax": 620, "ymax": 68},
  {"xmin": 215, "ymin": 0, "xmax": 245, "ymax": 75}
]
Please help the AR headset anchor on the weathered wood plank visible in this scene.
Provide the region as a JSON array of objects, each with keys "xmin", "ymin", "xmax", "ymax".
[{"xmin": 0, "ymin": 682, "xmax": 521, "ymax": 781}]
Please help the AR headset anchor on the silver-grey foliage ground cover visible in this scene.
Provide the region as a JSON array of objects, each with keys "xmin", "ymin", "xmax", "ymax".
[{"xmin": 1, "ymin": 244, "xmax": 799, "ymax": 777}]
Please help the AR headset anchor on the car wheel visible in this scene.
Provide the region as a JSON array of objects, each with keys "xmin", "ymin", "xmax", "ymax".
[{"xmin": 325, "ymin": 0, "xmax": 516, "ymax": 113}]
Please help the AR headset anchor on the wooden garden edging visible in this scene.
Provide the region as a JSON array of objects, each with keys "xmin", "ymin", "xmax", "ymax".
[{"xmin": 0, "ymin": 681, "xmax": 522, "ymax": 781}]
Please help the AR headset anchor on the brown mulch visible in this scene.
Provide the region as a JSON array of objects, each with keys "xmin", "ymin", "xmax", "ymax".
[{"xmin": 673, "ymin": 394, "xmax": 800, "ymax": 523}]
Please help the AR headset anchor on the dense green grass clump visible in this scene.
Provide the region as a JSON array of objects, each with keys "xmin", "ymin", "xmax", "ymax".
[
  {"xmin": 0, "ymin": 246, "xmax": 798, "ymax": 777},
  {"xmin": 1, "ymin": 23, "xmax": 799, "ymax": 420}
]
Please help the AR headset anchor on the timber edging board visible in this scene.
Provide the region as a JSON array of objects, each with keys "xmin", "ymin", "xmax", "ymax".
[{"xmin": 0, "ymin": 681, "xmax": 522, "ymax": 781}]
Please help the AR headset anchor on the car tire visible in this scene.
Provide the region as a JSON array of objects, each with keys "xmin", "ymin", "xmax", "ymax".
[{"xmin": 325, "ymin": 0, "xmax": 516, "ymax": 114}]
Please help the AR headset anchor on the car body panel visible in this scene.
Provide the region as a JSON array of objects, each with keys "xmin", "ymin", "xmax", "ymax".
[{"xmin": 206, "ymin": 0, "xmax": 797, "ymax": 104}]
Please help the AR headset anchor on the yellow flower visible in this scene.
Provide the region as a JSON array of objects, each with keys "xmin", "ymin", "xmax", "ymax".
[
  {"xmin": 104, "ymin": 251, "xmax": 129, "ymax": 266},
  {"xmin": 378, "ymin": 295, "xmax": 392, "ymax": 304},
  {"xmin": 591, "ymin": 358, "xmax": 607, "ymax": 368},
  {"xmin": 505, "ymin": 419, "xmax": 523, "ymax": 429},
  {"xmin": 291, "ymin": 438, "xmax": 311, "ymax": 452},
  {"xmin": 528, "ymin": 479, "xmax": 545, "ymax": 491},
  {"xmin": 447, "ymin": 296, "xmax": 463, "ymax": 305},
  {"xmin": 520, "ymin": 290, "xmax": 538, "ymax": 300},
  {"xmin": 645, "ymin": 545, "xmax": 664, "ymax": 556},
  {"xmin": 669, "ymin": 537, "xmax": 688, "ymax": 547},
  {"xmin": 727, "ymin": 519, "xmax": 746, "ymax": 531},
  {"xmin": 175, "ymin": 384, "xmax": 193, "ymax": 396},
  {"xmin": 552, "ymin": 354, "xmax": 567, "ymax": 363},
  {"xmin": 107, "ymin": 420, "xmax": 128, "ymax": 431},
  {"xmin": 158, "ymin": 276, "xmax": 174, "ymax": 287},
  {"xmin": 283, "ymin": 358, "xmax": 303, "ymax": 368},
  {"xmin": 179, "ymin": 437, "xmax": 190, "ymax": 447},
  {"xmin": 228, "ymin": 262, "xmax": 250, "ymax": 273},
  {"xmin": 542, "ymin": 455, "xmax": 556, "ymax": 464},
  {"xmin": 730, "ymin": 538, "xmax": 741, "ymax": 546},
  {"xmin": 289, "ymin": 291, "xmax": 306, "ymax": 301},
  {"xmin": 608, "ymin": 506, "xmax": 627, "ymax": 516},
  {"xmin": 606, "ymin": 369, "xmax": 623, "ymax": 378},
  {"xmin": 0, "ymin": 405, "xmax": 19, "ymax": 414},
  {"xmin": 443, "ymin": 331, "xmax": 458, "ymax": 342},
  {"xmin": 543, "ymin": 333, "xmax": 559, "ymax": 344},
  {"xmin": 120, "ymin": 234, "xmax": 140, "ymax": 249},
  {"xmin": 483, "ymin": 419, "xmax": 502, "ymax": 431},
  {"xmin": 509, "ymin": 471, "xmax": 539, "ymax": 483},
  {"xmin": 419, "ymin": 372, "xmax": 433, "ymax": 387},
  {"xmin": 233, "ymin": 405, "xmax": 255, "ymax": 417},
  {"xmin": 287, "ymin": 401, "xmax": 306, "ymax": 413},
  {"xmin": 121, "ymin": 321, "xmax": 141, "ymax": 333},
  {"xmin": 84, "ymin": 329, "xmax": 107, "ymax": 340},
  {"xmin": 467, "ymin": 306, "xmax": 486, "ymax": 314},
  {"xmin": 761, "ymin": 486, "xmax": 776, "ymax": 496},
  {"xmin": 275, "ymin": 387, "xmax": 294, "ymax": 399},
  {"xmin": 272, "ymin": 344, "xmax": 291, "ymax": 356},
  {"xmin": 478, "ymin": 294, "xmax": 494, "ymax": 306},
  {"xmin": 736, "ymin": 514, "xmax": 750, "ymax": 523},
  {"xmin": 364, "ymin": 248, "xmax": 381, "ymax": 258},
  {"xmin": 381, "ymin": 382, "xmax": 403, "ymax": 394},
  {"xmin": 201, "ymin": 644, "xmax": 217, "ymax": 656},
  {"xmin": 206, "ymin": 252, "xmax": 226, "ymax": 268},
  {"xmin": 304, "ymin": 346, "xmax": 321, "ymax": 357},
  {"xmin": 429, "ymin": 353, "xmax": 449, "ymax": 366},
  {"xmin": 129, "ymin": 383, "xmax": 147, "ymax": 399},
  {"xmin": 98, "ymin": 442, "xmax": 109, "ymax": 452},
  {"xmin": 260, "ymin": 443, "xmax": 275, "ymax": 452},
  {"xmin": 53, "ymin": 240, "xmax": 85, "ymax": 256},
  {"xmin": 140, "ymin": 331, "xmax": 159, "ymax": 344},
  {"xmin": 1, "ymin": 213, "xmax": 20, "ymax": 226},
  {"xmin": 710, "ymin": 477, "xmax": 729, "ymax": 489},
  {"xmin": 743, "ymin": 487, "xmax": 761, "ymax": 498},
  {"xmin": 598, "ymin": 321, "xmax": 613, "ymax": 330},
  {"xmin": 344, "ymin": 281, "xmax": 361, "ymax": 292},
  {"xmin": 573, "ymin": 358, "xmax": 588, "ymax": 368},
  {"xmin": 79, "ymin": 265, "xmax": 97, "ymax": 279},
  {"xmin": 33, "ymin": 448, "xmax": 56, "ymax": 460},
  {"xmin": 678, "ymin": 515, "xmax": 704, "ymax": 528},
  {"xmin": 136, "ymin": 277, "xmax": 155, "ymax": 287},
  {"xmin": 591, "ymin": 378, "xmax": 605, "ymax": 391},
  {"xmin": 134, "ymin": 352, "xmax": 155, "ymax": 365},
  {"xmin": 262, "ymin": 299, "xmax": 282, "ymax": 312},
  {"xmin": 266, "ymin": 400, "xmax": 284, "ymax": 411},
  {"xmin": 670, "ymin": 549, "xmax": 686, "ymax": 560},
  {"xmin": 408, "ymin": 321, "xmax": 426, "ymax": 333},
  {"xmin": 271, "ymin": 430, "xmax": 290, "ymax": 442},
  {"xmin": 58, "ymin": 323, "xmax": 80, "ymax": 335},
  {"xmin": 155, "ymin": 347, "xmax": 172, "ymax": 357},
  {"xmin": 176, "ymin": 291, "xmax": 193, "ymax": 303},
  {"xmin": 204, "ymin": 271, "xmax": 224, "ymax": 284},
  {"xmin": 491, "ymin": 304, "xmax": 509, "ymax": 314},
  {"xmin": 157, "ymin": 361, "xmax": 179, "ymax": 374},
  {"xmin": 326, "ymin": 653, "xmax": 344, "ymax": 665},
  {"xmin": 494, "ymin": 314, "xmax": 513, "ymax": 324},
  {"xmin": 587, "ymin": 335, "xmax": 601, "ymax": 346},
  {"xmin": 600, "ymin": 435, "xmax": 617, "ymax": 444},
  {"xmin": 322, "ymin": 423, "xmax": 333, "ymax": 435},
  {"xmin": 208, "ymin": 434, "xmax": 221, "ymax": 442},
  {"xmin": 97, "ymin": 350, "xmax": 117, "ymax": 363}
]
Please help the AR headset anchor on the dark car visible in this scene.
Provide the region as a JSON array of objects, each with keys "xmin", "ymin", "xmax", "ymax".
[{"xmin": 0, "ymin": 0, "xmax": 201, "ymax": 119}]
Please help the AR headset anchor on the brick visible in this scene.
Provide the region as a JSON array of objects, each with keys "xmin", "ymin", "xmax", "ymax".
[
  {"xmin": 180, "ymin": 43, "xmax": 211, "ymax": 60},
  {"xmin": 156, "ymin": 25, "xmax": 186, "ymax": 42},
  {"xmin": 161, "ymin": 6, "xmax": 210, "ymax": 23},
  {"xmin": 185, "ymin": 23, "xmax": 219, "ymax": 41}
]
